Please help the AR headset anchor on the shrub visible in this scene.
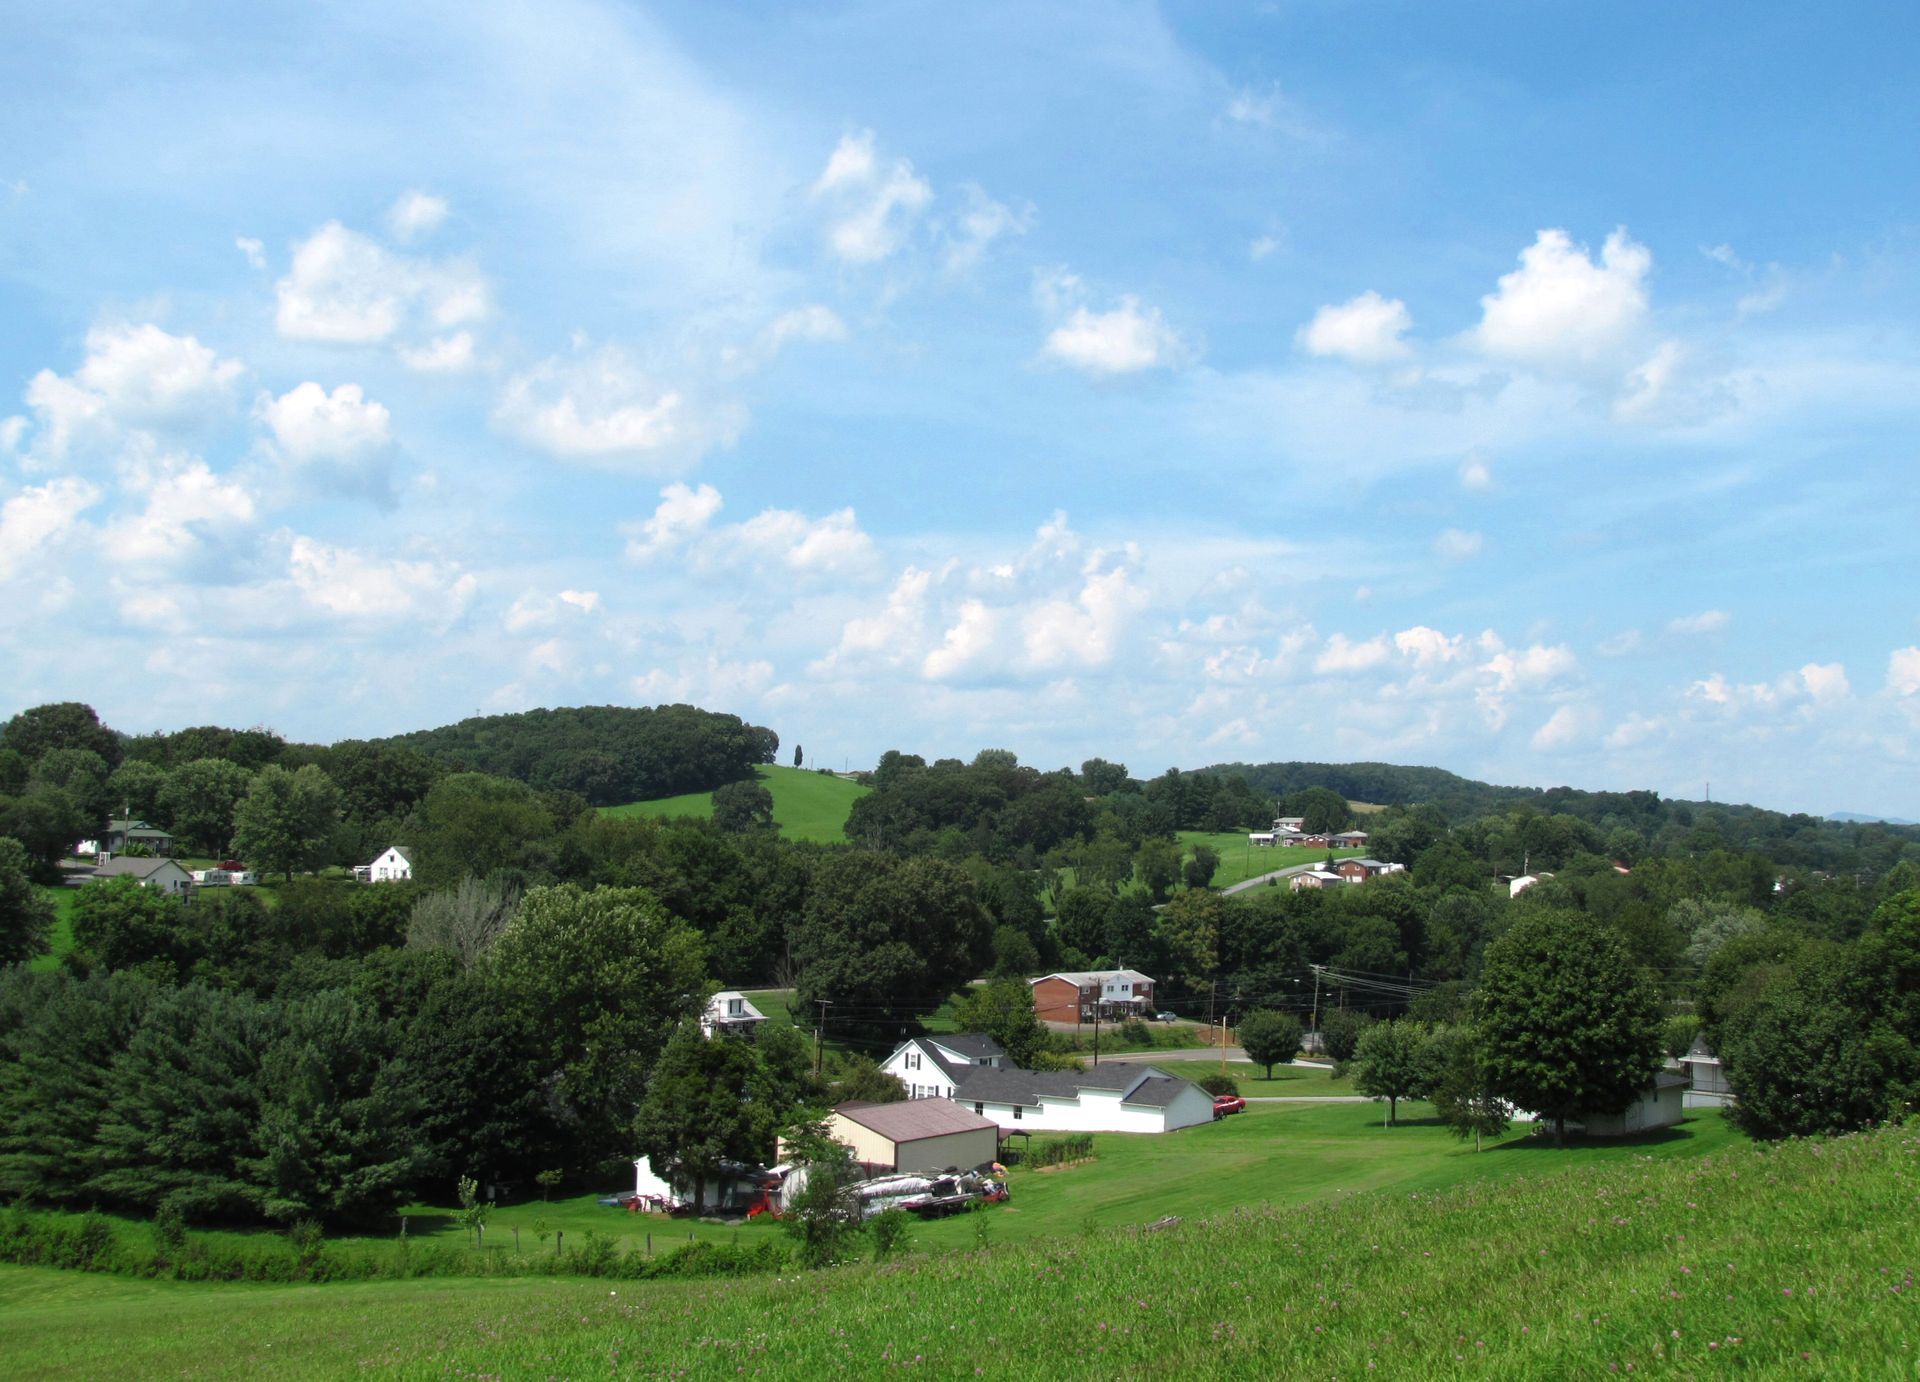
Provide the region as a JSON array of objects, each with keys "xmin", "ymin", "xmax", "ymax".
[
  {"xmin": 1120, "ymin": 1017, "xmax": 1152, "ymax": 1045},
  {"xmin": 1199, "ymin": 1074, "xmax": 1240, "ymax": 1097},
  {"xmin": 1026, "ymin": 1134, "xmax": 1094, "ymax": 1168},
  {"xmin": 870, "ymin": 1208, "xmax": 911, "ymax": 1261}
]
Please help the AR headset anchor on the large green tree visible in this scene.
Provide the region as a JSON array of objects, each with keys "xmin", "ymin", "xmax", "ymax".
[
  {"xmin": 792, "ymin": 851, "xmax": 991, "ymax": 1030},
  {"xmin": 0, "ymin": 702, "xmax": 122, "ymax": 769},
  {"xmin": 631, "ymin": 1022, "xmax": 765, "ymax": 1213},
  {"xmin": 0, "ymin": 837, "xmax": 54, "ymax": 966},
  {"xmin": 159, "ymin": 758, "xmax": 255, "ymax": 856},
  {"xmin": 1351, "ymin": 1020, "xmax": 1433, "ymax": 1125},
  {"xmin": 1472, "ymin": 909, "xmax": 1662, "ymax": 1143},
  {"xmin": 1236, "ymin": 1008, "xmax": 1303, "ymax": 1078},
  {"xmin": 1426, "ymin": 1025, "xmax": 1511, "ymax": 1152},
  {"xmin": 489, "ymin": 884, "xmax": 706, "ymax": 1163},
  {"xmin": 232, "ymin": 765, "xmax": 343, "ymax": 881},
  {"xmin": 952, "ymin": 979, "xmax": 1049, "ymax": 1068}
]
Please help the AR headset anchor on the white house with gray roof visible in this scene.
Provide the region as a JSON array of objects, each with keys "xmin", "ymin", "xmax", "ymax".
[
  {"xmin": 82, "ymin": 856, "xmax": 194, "ymax": 896},
  {"xmin": 881, "ymin": 1033, "xmax": 1008, "ymax": 1101},
  {"xmin": 951, "ymin": 1062, "xmax": 1214, "ymax": 1135}
]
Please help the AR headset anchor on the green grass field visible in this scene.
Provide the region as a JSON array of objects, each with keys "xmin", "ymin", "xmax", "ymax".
[
  {"xmin": 600, "ymin": 764, "xmax": 868, "ymax": 843},
  {"xmin": 4, "ymin": 1113, "xmax": 1909, "ymax": 1378},
  {"xmin": 1178, "ymin": 830, "xmax": 1367, "ymax": 890},
  {"xmin": 26, "ymin": 885, "xmax": 76, "ymax": 973}
]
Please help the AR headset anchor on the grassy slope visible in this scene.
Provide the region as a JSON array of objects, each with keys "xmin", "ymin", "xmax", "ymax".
[
  {"xmin": 1178, "ymin": 831, "xmax": 1366, "ymax": 889},
  {"xmin": 600, "ymin": 764, "xmax": 868, "ymax": 843},
  {"xmin": 4, "ymin": 1116, "xmax": 1912, "ymax": 1377}
]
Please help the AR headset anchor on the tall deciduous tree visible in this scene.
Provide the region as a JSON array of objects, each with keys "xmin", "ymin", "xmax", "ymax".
[
  {"xmin": 489, "ymin": 884, "xmax": 706, "ymax": 1163},
  {"xmin": 1351, "ymin": 1020, "xmax": 1433, "ymax": 1124},
  {"xmin": 0, "ymin": 837, "xmax": 54, "ymax": 966},
  {"xmin": 232, "ymin": 765, "xmax": 342, "ymax": 881},
  {"xmin": 631, "ymin": 1021, "xmax": 763, "ymax": 1214},
  {"xmin": 712, "ymin": 779, "xmax": 776, "ymax": 834},
  {"xmin": 0, "ymin": 702, "xmax": 122, "ymax": 769},
  {"xmin": 1426, "ymin": 1025, "xmax": 1511, "ymax": 1151},
  {"xmin": 160, "ymin": 758, "xmax": 255, "ymax": 856},
  {"xmin": 1472, "ymin": 909, "xmax": 1662, "ymax": 1144},
  {"xmin": 953, "ymin": 979, "xmax": 1049, "ymax": 1068}
]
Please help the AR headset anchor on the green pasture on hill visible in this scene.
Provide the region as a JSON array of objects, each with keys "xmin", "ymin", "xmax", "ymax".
[
  {"xmin": 600, "ymin": 764, "xmax": 868, "ymax": 843},
  {"xmin": 5, "ymin": 1114, "xmax": 1911, "ymax": 1378}
]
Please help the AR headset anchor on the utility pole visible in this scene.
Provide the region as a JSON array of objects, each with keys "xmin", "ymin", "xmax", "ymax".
[
  {"xmin": 812, "ymin": 999, "xmax": 833, "ymax": 1078},
  {"xmin": 1092, "ymin": 1008, "xmax": 1101, "ymax": 1068},
  {"xmin": 1219, "ymin": 1009, "xmax": 1230, "ymax": 1079},
  {"xmin": 1309, "ymin": 965, "xmax": 1324, "ymax": 1054}
]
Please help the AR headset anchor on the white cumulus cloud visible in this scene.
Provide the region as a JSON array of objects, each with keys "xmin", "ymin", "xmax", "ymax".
[
  {"xmin": 276, "ymin": 221, "xmax": 488, "ymax": 344},
  {"xmin": 400, "ymin": 332, "xmax": 477, "ymax": 374},
  {"xmin": 1433, "ymin": 528, "xmax": 1484, "ymax": 561},
  {"xmin": 1315, "ymin": 632, "xmax": 1391, "ymax": 674},
  {"xmin": 622, "ymin": 481, "xmax": 723, "ymax": 560},
  {"xmin": 811, "ymin": 130, "xmax": 933, "ymax": 264},
  {"xmin": 0, "ymin": 477, "xmax": 101, "ymax": 579},
  {"xmin": 1667, "ymin": 609, "xmax": 1729, "ymax": 635},
  {"xmin": 387, "ymin": 190, "xmax": 449, "ymax": 243},
  {"xmin": 1037, "ymin": 271, "xmax": 1190, "ymax": 376},
  {"xmin": 495, "ymin": 343, "xmax": 741, "ymax": 469},
  {"xmin": 1297, "ymin": 290, "xmax": 1413, "ymax": 364},
  {"xmin": 287, "ymin": 535, "xmax": 476, "ymax": 624},
  {"xmin": 923, "ymin": 599, "xmax": 999, "ymax": 680},
  {"xmin": 256, "ymin": 382, "xmax": 391, "ymax": 459},
  {"xmin": 19, "ymin": 324, "xmax": 244, "ymax": 462},
  {"xmin": 1469, "ymin": 227, "xmax": 1651, "ymax": 368},
  {"xmin": 1890, "ymin": 647, "xmax": 1920, "ymax": 697},
  {"xmin": 1530, "ymin": 703, "xmax": 1587, "ymax": 751}
]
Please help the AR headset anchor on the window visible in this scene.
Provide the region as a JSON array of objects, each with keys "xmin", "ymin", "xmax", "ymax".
[
  {"xmin": 726, "ymin": 999, "xmax": 742, "ymax": 1015},
  {"xmin": 974, "ymin": 1103, "xmax": 984, "ymax": 1115},
  {"xmin": 1012, "ymin": 1106, "xmax": 1023, "ymax": 1121},
  {"xmin": 906, "ymin": 1052, "xmax": 921, "ymax": 1071}
]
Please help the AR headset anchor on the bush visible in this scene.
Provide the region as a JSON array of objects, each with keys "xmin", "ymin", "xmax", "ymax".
[
  {"xmin": 1026, "ymin": 1134, "xmax": 1095, "ymax": 1168},
  {"xmin": 1120, "ymin": 1017, "xmax": 1152, "ymax": 1045},
  {"xmin": 1199, "ymin": 1074, "xmax": 1240, "ymax": 1097},
  {"xmin": 1319, "ymin": 1009, "xmax": 1372, "ymax": 1064},
  {"xmin": 870, "ymin": 1208, "xmax": 911, "ymax": 1261}
]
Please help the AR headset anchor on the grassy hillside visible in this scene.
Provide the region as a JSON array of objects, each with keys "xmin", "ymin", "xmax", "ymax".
[
  {"xmin": 1177, "ymin": 831, "xmax": 1365, "ymax": 889},
  {"xmin": 601, "ymin": 764, "xmax": 867, "ymax": 843},
  {"xmin": 3, "ymin": 1117, "xmax": 1912, "ymax": 1377}
]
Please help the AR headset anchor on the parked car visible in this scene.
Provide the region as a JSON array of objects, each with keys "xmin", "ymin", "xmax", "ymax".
[
  {"xmin": 1154, "ymin": 1011, "xmax": 1179, "ymax": 1023},
  {"xmin": 1212, "ymin": 1095, "xmax": 1247, "ymax": 1118}
]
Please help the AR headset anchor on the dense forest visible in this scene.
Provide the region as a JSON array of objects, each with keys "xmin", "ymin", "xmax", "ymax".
[{"xmin": 1, "ymin": 700, "xmax": 1915, "ymax": 1231}]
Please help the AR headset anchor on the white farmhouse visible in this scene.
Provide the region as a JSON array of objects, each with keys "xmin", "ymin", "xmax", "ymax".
[
  {"xmin": 880, "ymin": 1034, "xmax": 1008, "ymax": 1100},
  {"xmin": 952, "ymin": 1063, "xmax": 1214, "ymax": 1135},
  {"xmin": 701, "ymin": 991, "xmax": 768, "ymax": 1039},
  {"xmin": 366, "ymin": 845, "xmax": 413, "ymax": 883},
  {"xmin": 84, "ymin": 856, "xmax": 195, "ymax": 897}
]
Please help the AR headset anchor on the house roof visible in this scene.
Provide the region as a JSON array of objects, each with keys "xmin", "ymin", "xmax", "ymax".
[
  {"xmin": 381, "ymin": 844, "xmax": 413, "ymax": 865},
  {"xmin": 1121, "ymin": 1074, "xmax": 1200, "ymax": 1109},
  {"xmin": 1031, "ymin": 969, "xmax": 1154, "ymax": 988},
  {"xmin": 954, "ymin": 1062, "xmax": 1204, "ymax": 1111},
  {"xmin": 89, "ymin": 857, "xmax": 183, "ymax": 881},
  {"xmin": 1651, "ymin": 1071, "xmax": 1690, "ymax": 1091},
  {"xmin": 106, "ymin": 819, "xmax": 172, "ymax": 838},
  {"xmin": 706, "ymin": 991, "xmax": 767, "ymax": 1022},
  {"xmin": 833, "ymin": 1099, "xmax": 997, "ymax": 1144},
  {"xmin": 929, "ymin": 1033, "xmax": 1005, "ymax": 1062}
]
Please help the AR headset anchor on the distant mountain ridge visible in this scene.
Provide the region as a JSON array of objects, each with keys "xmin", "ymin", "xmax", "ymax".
[{"xmin": 1829, "ymin": 810, "xmax": 1917, "ymax": 826}]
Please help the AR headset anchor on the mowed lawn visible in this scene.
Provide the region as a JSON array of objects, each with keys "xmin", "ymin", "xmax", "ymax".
[
  {"xmin": 0, "ymin": 1109, "xmax": 1876, "ymax": 1381},
  {"xmin": 600, "ymin": 764, "xmax": 867, "ymax": 843},
  {"xmin": 1179, "ymin": 831, "xmax": 1367, "ymax": 890}
]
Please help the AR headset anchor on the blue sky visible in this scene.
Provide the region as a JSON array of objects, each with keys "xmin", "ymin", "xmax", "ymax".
[{"xmin": 4, "ymin": 1, "xmax": 1920, "ymax": 816}]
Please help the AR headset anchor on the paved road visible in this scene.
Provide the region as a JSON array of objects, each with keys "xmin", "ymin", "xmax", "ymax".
[
  {"xmin": 1219, "ymin": 859, "xmax": 1320, "ymax": 895},
  {"xmin": 1093, "ymin": 1049, "xmax": 1339, "ymax": 1071}
]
